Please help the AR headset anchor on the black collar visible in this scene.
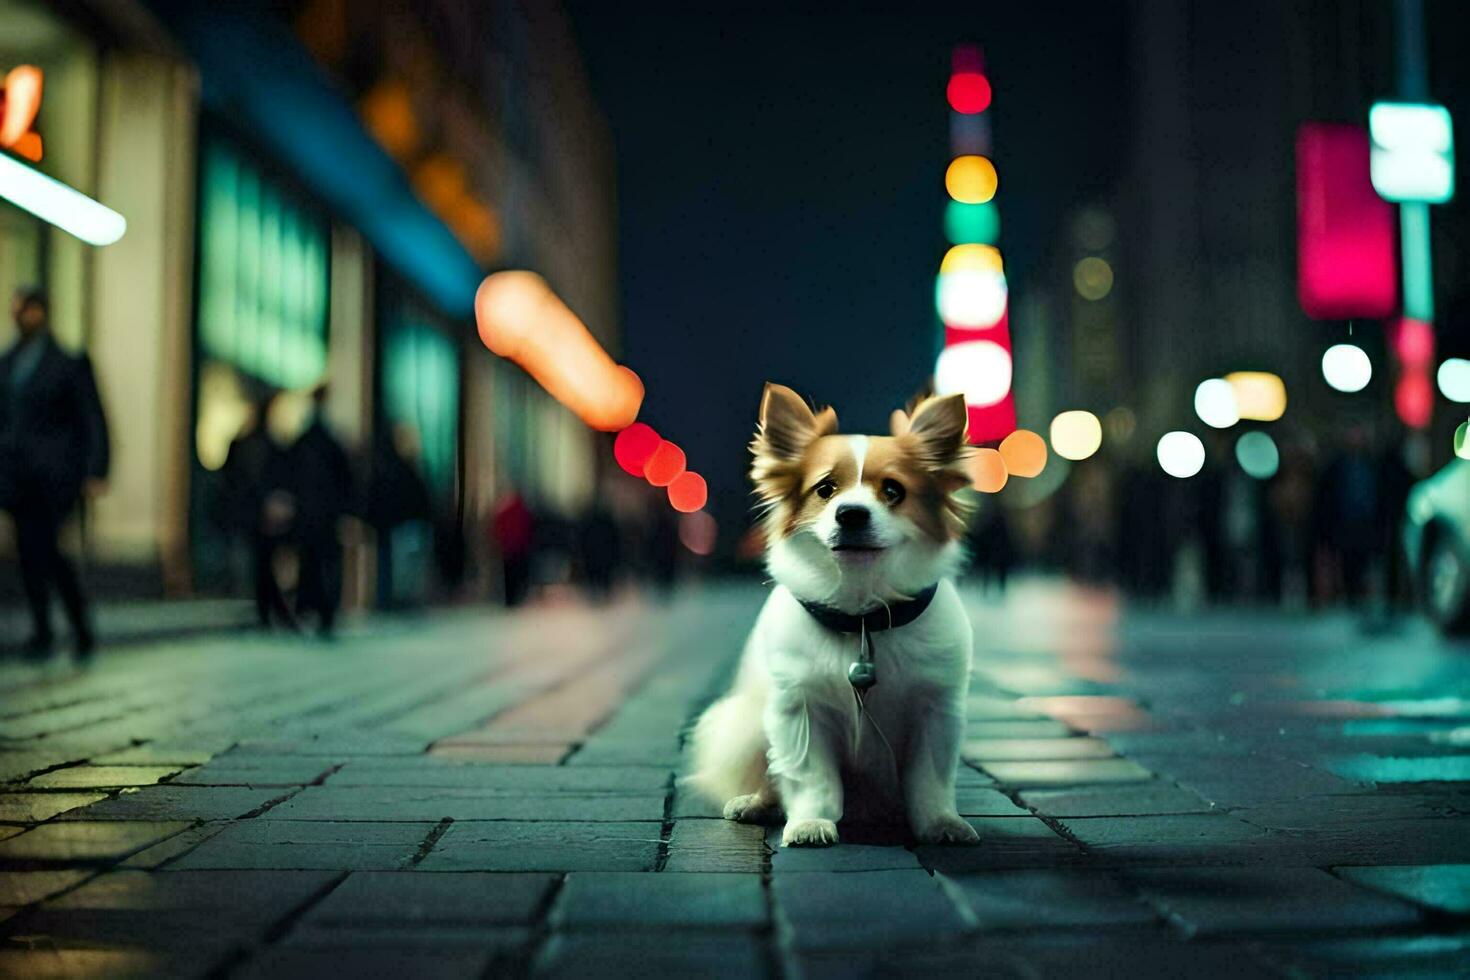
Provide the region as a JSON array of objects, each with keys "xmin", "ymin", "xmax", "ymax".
[{"xmin": 797, "ymin": 583, "xmax": 939, "ymax": 635}]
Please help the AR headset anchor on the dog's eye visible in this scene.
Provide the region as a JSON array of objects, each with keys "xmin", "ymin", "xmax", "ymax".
[
  {"xmin": 881, "ymin": 479, "xmax": 905, "ymax": 505},
  {"xmin": 814, "ymin": 480, "xmax": 836, "ymax": 500}
]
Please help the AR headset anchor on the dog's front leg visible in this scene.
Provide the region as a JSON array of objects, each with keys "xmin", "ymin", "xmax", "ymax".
[
  {"xmin": 766, "ymin": 686, "xmax": 843, "ymax": 847},
  {"xmin": 904, "ymin": 694, "xmax": 979, "ymax": 844}
]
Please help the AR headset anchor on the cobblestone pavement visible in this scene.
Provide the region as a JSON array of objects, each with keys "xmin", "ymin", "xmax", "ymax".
[{"xmin": 2, "ymin": 580, "xmax": 1470, "ymax": 978}]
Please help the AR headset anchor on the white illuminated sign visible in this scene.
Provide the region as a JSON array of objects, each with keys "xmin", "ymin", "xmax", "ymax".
[{"xmin": 1369, "ymin": 101, "xmax": 1455, "ymax": 204}]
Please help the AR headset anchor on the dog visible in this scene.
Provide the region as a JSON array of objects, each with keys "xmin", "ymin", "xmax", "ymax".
[{"xmin": 687, "ymin": 382, "xmax": 978, "ymax": 847}]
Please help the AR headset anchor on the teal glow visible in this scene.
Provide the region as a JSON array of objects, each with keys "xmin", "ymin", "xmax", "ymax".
[
  {"xmin": 944, "ymin": 200, "xmax": 1000, "ymax": 245},
  {"xmin": 383, "ymin": 316, "xmax": 460, "ymax": 495},
  {"xmin": 1401, "ymin": 202, "xmax": 1434, "ymax": 322},
  {"xmin": 197, "ymin": 140, "xmax": 329, "ymax": 391}
]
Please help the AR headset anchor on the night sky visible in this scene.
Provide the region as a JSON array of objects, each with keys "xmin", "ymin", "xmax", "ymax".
[{"xmin": 566, "ymin": 2, "xmax": 1127, "ymax": 537}]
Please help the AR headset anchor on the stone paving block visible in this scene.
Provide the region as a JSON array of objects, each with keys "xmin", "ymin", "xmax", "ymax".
[
  {"xmin": 0, "ymin": 821, "xmax": 190, "ymax": 864},
  {"xmin": 428, "ymin": 744, "xmax": 570, "ymax": 764},
  {"xmin": 954, "ymin": 764, "xmax": 997, "ymax": 787},
  {"xmin": 963, "ymin": 737, "xmax": 1116, "ymax": 762},
  {"xmin": 1128, "ymin": 867, "xmax": 1421, "ymax": 936},
  {"xmin": 791, "ymin": 944, "xmax": 1031, "ymax": 980},
  {"xmin": 1328, "ymin": 754, "xmax": 1470, "ymax": 783},
  {"xmin": 1233, "ymin": 793, "xmax": 1468, "ymax": 830},
  {"xmin": 552, "ymin": 871, "xmax": 766, "ymax": 928},
  {"xmin": 0, "ymin": 948, "xmax": 201, "ymax": 980},
  {"xmin": 0, "ymin": 792, "xmax": 106, "ymax": 822},
  {"xmin": 966, "ymin": 695, "xmax": 1047, "ymax": 720},
  {"xmin": 45, "ymin": 868, "xmax": 337, "ymax": 915},
  {"xmin": 981, "ymin": 935, "xmax": 1283, "ymax": 978},
  {"xmin": 772, "ymin": 869, "xmax": 971, "ymax": 950},
  {"xmin": 947, "ymin": 869, "xmax": 1157, "ymax": 929},
  {"xmin": 1334, "ymin": 864, "xmax": 1470, "ymax": 914},
  {"xmin": 955, "ymin": 787, "xmax": 1031, "ymax": 817},
  {"xmin": 0, "ymin": 826, "xmax": 21, "ymax": 841},
  {"xmin": 169, "ymin": 756, "xmax": 338, "ymax": 786},
  {"xmin": 663, "ymin": 819, "xmax": 769, "ymax": 872},
  {"xmin": 1058, "ymin": 813, "xmax": 1268, "ymax": 864},
  {"xmin": 91, "ymin": 745, "xmax": 220, "ymax": 766},
  {"xmin": 230, "ymin": 735, "xmax": 431, "ymax": 756},
  {"xmin": 169, "ymin": 820, "xmax": 431, "ymax": 870},
  {"xmin": 281, "ymin": 923, "xmax": 531, "ymax": 952},
  {"xmin": 768, "ymin": 828, "xmax": 922, "ymax": 873},
  {"xmin": 55, "ymin": 785, "xmax": 292, "ymax": 822},
  {"xmin": 1174, "ymin": 769, "xmax": 1367, "ymax": 807},
  {"xmin": 1257, "ymin": 934, "xmax": 1470, "ymax": 977},
  {"xmin": 669, "ymin": 784, "xmax": 723, "ymax": 819},
  {"xmin": 418, "ymin": 821, "xmax": 661, "ymax": 872},
  {"xmin": 27, "ymin": 766, "xmax": 180, "ymax": 789},
  {"xmin": 916, "ymin": 817, "xmax": 1086, "ymax": 873},
  {"xmin": 965, "ymin": 720, "xmax": 1075, "ymax": 739},
  {"xmin": 304, "ymin": 871, "xmax": 556, "ymax": 925},
  {"xmin": 1020, "ymin": 783, "xmax": 1215, "ymax": 817},
  {"xmin": 0, "ymin": 869, "xmax": 91, "ymax": 905},
  {"xmin": 118, "ymin": 821, "xmax": 232, "ymax": 869},
  {"xmin": 537, "ymin": 933, "xmax": 766, "ymax": 980},
  {"xmin": 566, "ymin": 739, "xmax": 684, "ymax": 767},
  {"xmin": 980, "ymin": 758, "xmax": 1153, "ymax": 787},
  {"xmin": 233, "ymin": 947, "xmax": 495, "ymax": 980},
  {"xmin": 261, "ymin": 785, "xmax": 666, "ymax": 822},
  {"xmin": 326, "ymin": 761, "xmax": 669, "ymax": 793}
]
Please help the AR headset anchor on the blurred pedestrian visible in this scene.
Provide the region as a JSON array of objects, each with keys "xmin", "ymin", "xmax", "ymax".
[
  {"xmin": 578, "ymin": 503, "xmax": 621, "ymax": 602},
  {"xmin": 368, "ymin": 423, "xmax": 432, "ymax": 609},
  {"xmin": 0, "ymin": 288, "xmax": 109, "ymax": 660},
  {"xmin": 1319, "ymin": 423, "xmax": 1381, "ymax": 607},
  {"xmin": 287, "ymin": 386, "xmax": 352, "ymax": 636},
  {"xmin": 968, "ymin": 502, "xmax": 1014, "ymax": 595},
  {"xmin": 221, "ymin": 393, "xmax": 296, "ymax": 630},
  {"xmin": 491, "ymin": 489, "xmax": 535, "ymax": 606}
]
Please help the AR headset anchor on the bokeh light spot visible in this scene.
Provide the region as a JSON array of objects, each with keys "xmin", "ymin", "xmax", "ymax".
[
  {"xmin": 1322, "ymin": 343, "xmax": 1373, "ymax": 393},
  {"xmin": 939, "ymin": 243, "xmax": 1003, "ymax": 276},
  {"xmin": 999, "ymin": 429, "xmax": 1047, "ymax": 478},
  {"xmin": 1157, "ymin": 431, "xmax": 1206, "ymax": 479},
  {"xmin": 613, "ymin": 423, "xmax": 660, "ymax": 476},
  {"xmin": 947, "ymin": 72, "xmax": 992, "ymax": 114},
  {"xmin": 936, "ymin": 270, "xmax": 1008, "ymax": 328},
  {"xmin": 679, "ymin": 510, "xmax": 718, "ymax": 555},
  {"xmin": 944, "ymin": 200, "xmax": 999, "ymax": 245},
  {"xmin": 1235, "ymin": 431, "xmax": 1280, "ymax": 480},
  {"xmin": 1194, "ymin": 378, "xmax": 1240, "ymax": 429},
  {"xmin": 946, "ymin": 155, "xmax": 998, "ymax": 204},
  {"xmin": 1225, "ymin": 372, "xmax": 1287, "ymax": 421},
  {"xmin": 1395, "ymin": 371, "xmax": 1434, "ymax": 429},
  {"xmin": 667, "ymin": 470, "xmax": 708, "ymax": 513},
  {"xmin": 1438, "ymin": 358, "xmax": 1470, "ymax": 403},
  {"xmin": 1050, "ymin": 411, "xmax": 1102, "ymax": 461},
  {"xmin": 1455, "ymin": 421, "xmax": 1470, "ymax": 460},
  {"xmin": 935, "ymin": 340, "xmax": 1012, "ymax": 407},
  {"xmin": 970, "ymin": 447, "xmax": 1008, "ymax": 493},
  {"xmin": 644, "ymin": 440, "xmax": 686, "ymax": 487},
  {"xmin": 1072, "ymin": 256, "xmax": 1114, "ymax": 300}
]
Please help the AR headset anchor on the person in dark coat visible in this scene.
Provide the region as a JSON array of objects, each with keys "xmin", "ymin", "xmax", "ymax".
[
  {"xmin": 0, "ymin": 289, "xmax": 109, "ymax": 660},
  {"xmin": 220, "ymin": 394, "xmax": 296, "ymax": 630},
  {"xmin": 286, "ymin": 386, "xmax": 352, "ymax": 636}
]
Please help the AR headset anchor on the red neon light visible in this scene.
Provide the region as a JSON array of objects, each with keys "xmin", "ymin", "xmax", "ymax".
[
  {"xmin": 1296, "ymin": 123, "xmax": 1397, "ymax": 320},
  {"xmin": 1389, "ymin": 317, "xmax": 1434, "ymax": 369},
  {"xmin": 1395, "ymin": 370, "xmax": 1433, "ymax": 429},
  {"xmin": 945, "ymin": 309, "xmax": 1016, "ymax": 443}
]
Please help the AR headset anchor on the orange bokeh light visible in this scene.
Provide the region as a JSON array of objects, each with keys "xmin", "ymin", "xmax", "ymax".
[
  {"xmin": 1, "ymin": 65, "xmax": 42, "ymax": 149},
  {"xmin": 475, "ymin": 271, "xmax": 643, "ymax": 431},
  {"xmin": 11, "ymin": 130, "xmax": 40, "ymax": 162},
  {"xmin": 644, "ymin": 441, "xmax": 686, "ymax": 487},
  {"xmin": 668, "ymin": 470, "xmax": 708, "ymax": 512},
  {"xmin": 999, "ymin": 429, "xmax": 1047, "ymax": 478},
  {"xmin": 970, "ymin": 447, "xmax": 1008, "ymax": 493}
]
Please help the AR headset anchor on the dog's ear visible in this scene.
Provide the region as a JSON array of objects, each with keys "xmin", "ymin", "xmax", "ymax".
[
  {"xmin": 902, "ymin": 393, "xmax": 970, "ymax": 485},
  {"xmin": 753, "ymin": 383, "xmax": 837, "ymax": 462},
  {"xmin": 890, "ymin": 409, "xmax": 911, "ymax": 436}
]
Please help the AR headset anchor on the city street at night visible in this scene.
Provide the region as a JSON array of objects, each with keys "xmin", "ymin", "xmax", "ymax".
[{"xmin": 1, "ymin": 583, "xmax": 1469, "ymax": 977}]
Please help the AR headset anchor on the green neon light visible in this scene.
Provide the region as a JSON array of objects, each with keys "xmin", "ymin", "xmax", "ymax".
[
  {"xmin": 1401, "ymin": 202, "xmax": 1433, "ymax": 322},
  {"xmin": 944, "ymin": 200, "xmax": 1000, "ymax": 245}
]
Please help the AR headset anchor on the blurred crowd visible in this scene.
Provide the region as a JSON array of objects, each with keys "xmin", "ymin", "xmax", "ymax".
[{"xmin": 972, "ymin": 422, "xmax": 1421, "ymax": 610}]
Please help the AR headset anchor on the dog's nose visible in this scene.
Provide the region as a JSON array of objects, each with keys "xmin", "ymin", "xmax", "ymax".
[{"xmin": 835, "ymin": 503, "xmax": 870, "ymax": 529}]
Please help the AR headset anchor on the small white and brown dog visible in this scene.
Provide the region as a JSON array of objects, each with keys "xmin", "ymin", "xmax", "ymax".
[{"xmin": 687, "ymin": 382, "xmax": 978, "ymax": 847}]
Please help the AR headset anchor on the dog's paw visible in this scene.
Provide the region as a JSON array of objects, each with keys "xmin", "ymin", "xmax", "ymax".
[
  {"xmin": 782, "ymin": 818, "xmax": 839, "ymax": 847},
  {"xmin": 723, "ymin": 793, "xmax": 782, "ymax": 824},
  {"xmin": 914, "ymin": 813, "xmax": 980, "ymax": 845}
]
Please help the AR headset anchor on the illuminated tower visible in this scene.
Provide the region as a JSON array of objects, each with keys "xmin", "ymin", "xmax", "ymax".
[{"xmin": 935, "ymin": 45, "xmax": 1016, "ymax": 442}]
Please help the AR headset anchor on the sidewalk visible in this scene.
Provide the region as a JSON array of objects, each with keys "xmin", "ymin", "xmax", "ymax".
[
  {"xmin": 1, "ymin": 598, "xmax": 256, "ymax": 657},
  {"xmin": 0, "ymin": 582, "xmax": 1468, "ymax": 977}
]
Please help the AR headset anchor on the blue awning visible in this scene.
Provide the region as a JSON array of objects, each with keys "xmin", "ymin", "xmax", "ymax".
[{"xmin": 146, "ymin": 1, "xmax": 483, "ymax": 318}]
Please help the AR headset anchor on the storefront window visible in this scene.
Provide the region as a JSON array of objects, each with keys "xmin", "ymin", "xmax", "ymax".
[{"xmin": 380, "ymin": 306, "xmax": 460, "ymax": 497}]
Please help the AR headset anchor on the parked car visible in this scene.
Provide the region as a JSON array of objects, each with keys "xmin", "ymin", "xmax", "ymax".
[{"xmin": 1404, "ymin": 457, "xmax": 1470, "ymax": 633}]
